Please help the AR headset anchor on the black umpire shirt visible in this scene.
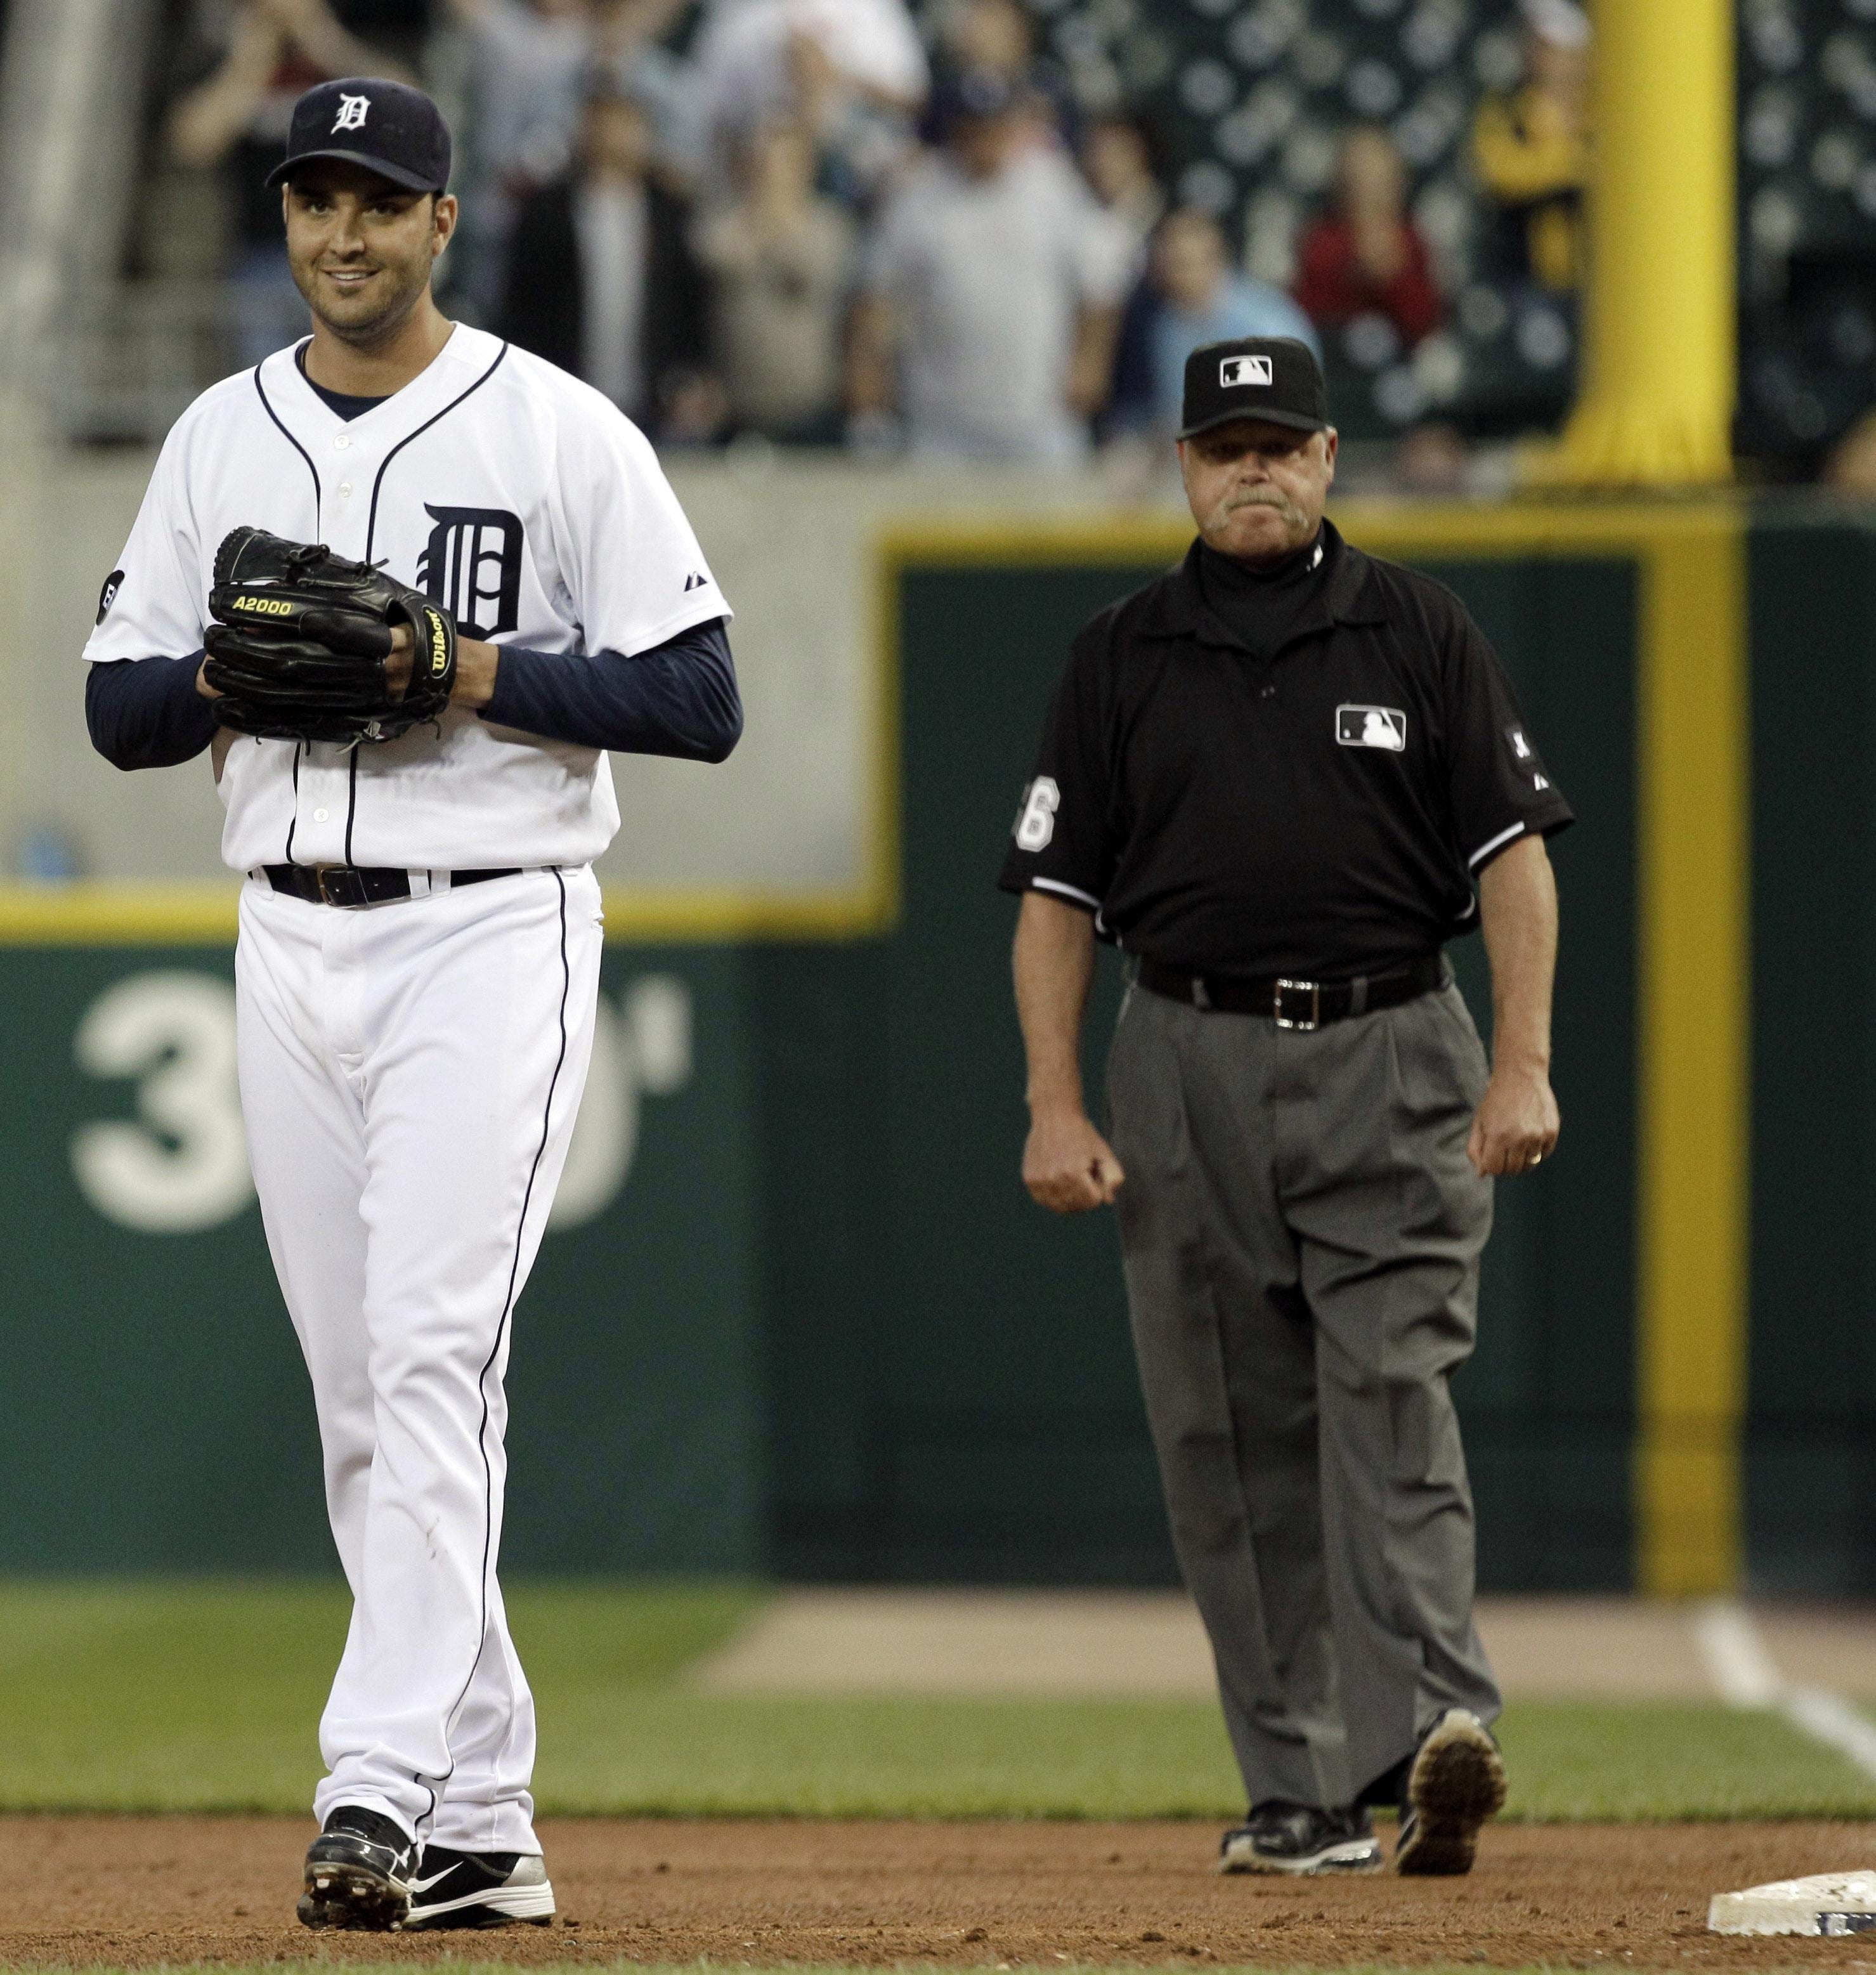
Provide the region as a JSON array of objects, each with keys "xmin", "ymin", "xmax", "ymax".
[{"xmin": 996, "ymin": 519, "xmax": 1574, "ymax": 978}]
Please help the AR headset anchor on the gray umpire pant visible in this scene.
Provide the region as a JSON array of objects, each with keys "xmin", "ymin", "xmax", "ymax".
[{"xmin": 1105, "ymin": 968, "xmax": 1502, "ymax": 1814}]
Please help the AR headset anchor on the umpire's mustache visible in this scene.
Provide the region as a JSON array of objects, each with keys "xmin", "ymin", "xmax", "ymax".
[{"xmin": 1225, "ymin": 488, "xmax": 1301, "ymax": 517}]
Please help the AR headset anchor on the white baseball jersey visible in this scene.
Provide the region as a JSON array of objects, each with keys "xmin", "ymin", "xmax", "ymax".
[{"xmin": 86, "ymin": 323, "xmax": 729, "ymax": 872}]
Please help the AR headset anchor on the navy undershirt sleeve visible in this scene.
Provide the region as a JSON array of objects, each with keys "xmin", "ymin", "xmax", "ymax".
[
  {"xmin": 480, "ymin": 616, "xmax": 743, "ymax": 762},
  {"xmin": 86, "ymin": 620, "xmax": 743, "ymax": 770},
  {"xmin": 86, "ymin": 655, "xmax": 218, "ymax": 770}
]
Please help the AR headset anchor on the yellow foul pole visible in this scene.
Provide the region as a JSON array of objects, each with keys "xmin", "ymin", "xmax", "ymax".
[
  {"xmin": 1542, "ymin": 0, "xmax": 1735, "ymax": 486},
  {"xmin": 1537, "ymin": 3, "xmax": 1747, "ymax": 1589}
]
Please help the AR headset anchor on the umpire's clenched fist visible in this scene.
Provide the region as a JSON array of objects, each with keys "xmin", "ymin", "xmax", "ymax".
[
  {"xmin": 1024, "ymin": 1103, "xmax": 1126, "ymax": 1213},
  {"xmin": 1467, "ymin": 1059, "xmax": 1561, "ymax": 1178}
]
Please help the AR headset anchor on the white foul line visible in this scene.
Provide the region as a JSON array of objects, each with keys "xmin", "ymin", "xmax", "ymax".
[
  {"xmin": 1785, "ymin": 1689, "xmax": 1876, "ymax": 1779},
  {"xmin": 1692, "ymin": 1598, "xmax": 1782, "ymax": 1706},
  {"xmin": 1694, "ymin": 1598, "xmax": 1876, "ymax": 1781}
]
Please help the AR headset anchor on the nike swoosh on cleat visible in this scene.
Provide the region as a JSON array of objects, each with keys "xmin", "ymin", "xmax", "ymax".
[{"xmin": 407, "ymin": 1869, "xmax": 459, "ymax": 1894}]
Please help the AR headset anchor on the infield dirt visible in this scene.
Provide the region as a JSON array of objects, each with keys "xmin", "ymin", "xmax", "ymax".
[{"xmin": 6, "ymin": 1816, "xmax": 1876, "ymax": 1969}]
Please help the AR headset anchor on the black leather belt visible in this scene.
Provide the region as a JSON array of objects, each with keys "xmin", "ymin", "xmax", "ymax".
[
  {"xmin": 1137, "ymin": 953, "xmax": 1445, "ymax": 1030},
  {"xmin": 260, "ymin": 864, "xmax": 523, "ymax": 908}
]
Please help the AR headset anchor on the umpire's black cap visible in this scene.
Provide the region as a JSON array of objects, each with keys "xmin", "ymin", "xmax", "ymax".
[
  {"xmin": 267, "ymin": 79, "xmax": 453, "ymax": 195},
  {"xmin": 1178, "ymin": 336, "xmax": 1330, "ymax": 441}
]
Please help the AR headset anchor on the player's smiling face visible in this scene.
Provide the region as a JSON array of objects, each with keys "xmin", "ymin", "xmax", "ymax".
[{"xmin": 283, "ymin": 164, "xmax": 458, "ymax": 346}]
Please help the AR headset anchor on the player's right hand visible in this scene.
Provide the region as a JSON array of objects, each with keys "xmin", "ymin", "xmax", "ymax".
[{"xmin": 1023, "ymin": 1105, "xmax": 1125, "ymax": 1215}]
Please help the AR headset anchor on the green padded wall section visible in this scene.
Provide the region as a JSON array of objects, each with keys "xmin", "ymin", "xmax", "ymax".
[{"xmin": 763, "ymin": 543, "xmax": 1639, "ymax": 1588}]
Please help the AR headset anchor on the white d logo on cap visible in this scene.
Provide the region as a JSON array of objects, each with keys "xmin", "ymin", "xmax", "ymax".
[
  {"xmin": 333, "ymin": 94, "xmax": 371, "ymax": 132},
  {"xmin": 1220, "ymin": 355, "xmax": 1273, "ymax": 387}
]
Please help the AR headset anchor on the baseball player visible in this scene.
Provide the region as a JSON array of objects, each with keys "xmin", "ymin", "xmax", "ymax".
[{"xmin": 83, "ymin": 79, "xmax": 739, "ymax": 1931}]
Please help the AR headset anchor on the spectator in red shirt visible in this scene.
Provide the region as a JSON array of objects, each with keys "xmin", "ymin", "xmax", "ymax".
[{"xmin": 1294, "ymin": 125, "xmax": 1442, "ymax": 349}]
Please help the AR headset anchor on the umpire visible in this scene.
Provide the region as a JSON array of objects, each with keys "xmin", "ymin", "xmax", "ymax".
[{"xmin": 1000, "ymin": 337, "xmax": 1572, "ymax": 1879}]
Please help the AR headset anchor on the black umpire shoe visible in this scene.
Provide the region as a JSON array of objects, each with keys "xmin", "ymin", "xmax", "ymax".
[
  {"xmin": 296, "ymin": 1806, "xmax": 415, "ymax": 1931},
  {"xmin": 401, "ymin": 1845, "xmax": 557, "ymax": 1929},
  {"xmin": 1395, "ymin": 1708, "xmax": 1508, "ymax": 1876},
  {"xmin": 1219, "ymin": 1801, "xmax": 1382, "ymax": 1875}
]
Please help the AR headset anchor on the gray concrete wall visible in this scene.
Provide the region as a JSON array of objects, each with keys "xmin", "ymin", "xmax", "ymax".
[{"xmin": 5, "ymin": 446, "xmax": 1182, "ymax": 889}]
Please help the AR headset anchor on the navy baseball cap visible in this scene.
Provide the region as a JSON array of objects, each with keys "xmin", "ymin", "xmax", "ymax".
[
  {"xmin": 1178, "ymin": 336, "xmax": 1330, "ymax": 440},
  {"xmin": 267, "ymin": 78, "xmax": 453, "ymax": 194}
]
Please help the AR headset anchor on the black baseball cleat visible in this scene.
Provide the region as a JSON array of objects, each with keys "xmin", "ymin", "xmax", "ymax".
[
  {"xmin": 1219, "ymin": 1801, "xmax": 1383, "ymax": 1875},
  {"xmin": 400, "ymin": 1844, "xmax": 556, "ymax": 1929},
  {"xmin": 296, "ymin": 1806, "xmax": 415, "ymax": 1931},
  {"xmin": 1395, "ymin": 1708, "xmax": 1508, "ymax": 1876}
]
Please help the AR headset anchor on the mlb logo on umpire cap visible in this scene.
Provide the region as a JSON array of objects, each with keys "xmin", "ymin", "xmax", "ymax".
[
  {"xmin": 1180, "ymin": 337, "xmax": 1329, "ymax": 440},
  {"xmin": 1220, "ymin": 355, "xmax": 1273, "ymax": 388}
]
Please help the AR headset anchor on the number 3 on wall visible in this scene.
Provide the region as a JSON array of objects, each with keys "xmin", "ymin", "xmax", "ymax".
[
  {"xmin": 68, "ymin": 969, "xmax": 693, "ymax": 1237},
  {"xmin": 71, "ymin": 972, "xmax": 255, "ymax": 1234}
]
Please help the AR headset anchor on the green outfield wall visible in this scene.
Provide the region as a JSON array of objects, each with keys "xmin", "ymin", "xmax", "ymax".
[
  {"xmin": 762, "ymin": 535, "xmax": 1639, "ymax": 1591},
  {"xmin": 1748, "ymin": 515, "xmax": 1876, "ymax": 1596},
  {"xmin": 0, "ymin": 945, "xmax": 768, "ymax": 1572},
  {"xmin": 2, "ymin": 498, "xmax": 1858, "ymax": 1593}
]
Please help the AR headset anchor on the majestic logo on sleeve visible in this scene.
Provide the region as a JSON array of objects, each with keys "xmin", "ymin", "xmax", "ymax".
[
  {"xmin": 416, "ymin": 506, "xmax": 523, "ymax": 640},
  {"xmin": 1506, "ymin": 722, "xmax": 1551, "ymax": 790},
  {"xmin": 96, "ymin": 569, "xmax": 124, "ymax": 623},
  {"xmin": 333, "ymin": 94, "xmax": 371, "ymax": 133},
  {"xmin": 1220, "ymin": 355, "xmax": 1273, "ymax": 387},
  {"xmin": 1336, "ymin": 704, "xmax": 1407, "ymax": 752}
]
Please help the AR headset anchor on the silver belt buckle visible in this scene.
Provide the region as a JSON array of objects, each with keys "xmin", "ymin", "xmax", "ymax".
[{"xmin": 1273, "ymin": 977, "xmax": 1321, "ymax": 1031}]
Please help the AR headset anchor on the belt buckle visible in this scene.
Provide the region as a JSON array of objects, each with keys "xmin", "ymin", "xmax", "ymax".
[
  {"xmin": 314, "ymin": 864, "xmax": 365, "ymax": 909},
  {"xmin": 1273, "ymin": 977, "xmax": 1321, "ymax": 1031}
]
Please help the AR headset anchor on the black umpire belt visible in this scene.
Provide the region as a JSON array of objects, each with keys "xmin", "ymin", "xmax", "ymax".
[
  {"xmin": 1137, "ymin": 953, "xmax": 1445, "ymax": 1030},
  {"xmin": 259, "ymin": 864, "xmax": 523, "ymax": 908}
]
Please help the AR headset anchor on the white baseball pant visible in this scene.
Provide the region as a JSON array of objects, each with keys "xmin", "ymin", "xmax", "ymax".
[{"xmin": 235, "ymin": 864, "xmax": 603, "ymax": 1853}]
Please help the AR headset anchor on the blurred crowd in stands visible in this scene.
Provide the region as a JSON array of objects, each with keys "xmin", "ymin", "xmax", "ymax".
[{"xmin": 148, "ymin": 0, "xmax": 1599, "ymax": 479}]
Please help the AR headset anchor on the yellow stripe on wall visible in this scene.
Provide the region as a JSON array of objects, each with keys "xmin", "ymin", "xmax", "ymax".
[
  {"xmin": 1633, "ymin": 515, "xmax": 1749, "ymax": 1595},
  {"xmin": 0, "ymin": 881, "xmax": 894, "ymax": 945}
]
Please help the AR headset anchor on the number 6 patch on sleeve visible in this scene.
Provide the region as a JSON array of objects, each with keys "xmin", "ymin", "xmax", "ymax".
[{"xmin": 1013, "ymin": 776, "xmax": 1061, "ymax": 851}]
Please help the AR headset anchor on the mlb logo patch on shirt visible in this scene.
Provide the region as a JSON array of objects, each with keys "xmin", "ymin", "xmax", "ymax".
[
  {"xmin": 1336, "ymin": 704, "xmax": 1407, "ymax": 752},
  {"xmin": 1220, "ymin": 355, "xmax": 1273, "ymax": 388}
]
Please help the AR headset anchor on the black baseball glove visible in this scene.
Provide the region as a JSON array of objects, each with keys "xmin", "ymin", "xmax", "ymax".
[{"xmin": 202, "ymin": 526, "xmax": 458, "ymax": 746}]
